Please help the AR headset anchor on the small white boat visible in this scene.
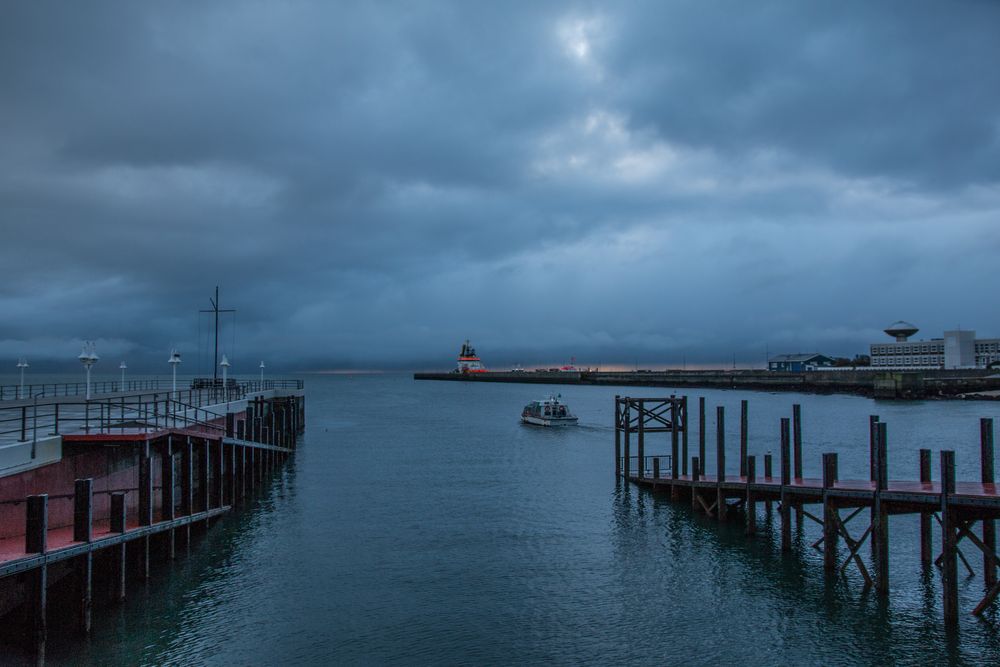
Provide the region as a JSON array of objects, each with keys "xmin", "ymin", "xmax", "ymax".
[{"xmin": 521, "ymin": 395, "xmax": 578, "ymax": 427}]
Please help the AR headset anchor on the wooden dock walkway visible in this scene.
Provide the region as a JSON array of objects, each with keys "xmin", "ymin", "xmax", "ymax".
[{"xmin": 615, "ymin": 395, "xmax": 1000, "ymax": 625}]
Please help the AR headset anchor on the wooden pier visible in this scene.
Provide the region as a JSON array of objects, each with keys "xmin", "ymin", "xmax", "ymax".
[
  {"xmin": 0, "ymin": 383, "xmax": 305, "ymax": 662},
  {"xmin": 615, "ymin": 395, "xmax": 1000, "ymax": 626}
]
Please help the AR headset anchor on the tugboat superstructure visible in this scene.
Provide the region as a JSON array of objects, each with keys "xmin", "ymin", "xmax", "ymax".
[{"xmin": 456, "ymin": 340, "xmax": 487, "ymax": 373}]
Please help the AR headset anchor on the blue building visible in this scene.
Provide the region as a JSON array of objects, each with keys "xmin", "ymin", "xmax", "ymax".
[{"xmin": 768, "ymin": 353, "xmax": 834, "ymax": 372}]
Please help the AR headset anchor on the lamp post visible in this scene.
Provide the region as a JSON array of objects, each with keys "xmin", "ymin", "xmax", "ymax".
[
  {"xmin": 168, "ymin": 349, "xmax": 182, "ymax": 396},
  {"xmin": 78, "ymin": 342, "xmax": 98, "ymax": 400},
  {"xmin": 16, "ymin": 358, "xmax": 28, "ymax": 400},
  {"xmin": 220, "ymin": 354, "xmax": 230, "ymax": 404},
  {"xmin": 119, "ymin": 361, "xmax": 127, "ymax": 392},
  {"xmin": 259, "ymin": 360, "xmax": 265, "ymax": 387}
]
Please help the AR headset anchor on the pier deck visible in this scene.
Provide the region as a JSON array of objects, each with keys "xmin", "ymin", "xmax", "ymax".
[
  {"xmin": 615, "ymin": 395, "xmax": 1000, "ymax": 627},
  {"xmin": 0, "ymin": 385, "xmax": 306, "ymax": 659}
]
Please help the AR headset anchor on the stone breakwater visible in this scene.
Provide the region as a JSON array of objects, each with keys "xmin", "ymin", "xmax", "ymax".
[{"xmin": 413, "ymin": 369, "xmax": 1000, "ymax": 399}]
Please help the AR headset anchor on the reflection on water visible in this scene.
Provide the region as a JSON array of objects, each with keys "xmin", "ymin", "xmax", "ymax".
[{"xmin": 26, "ymin": 375, "xmax": 1000, "ymax": 664}]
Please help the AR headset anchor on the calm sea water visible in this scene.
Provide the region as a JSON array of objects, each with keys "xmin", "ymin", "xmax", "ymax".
[{"xmin": 23, "ymin": 374, "xmax": 1000, "ymax": 664}]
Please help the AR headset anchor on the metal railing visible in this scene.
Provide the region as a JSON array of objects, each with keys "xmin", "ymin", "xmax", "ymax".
[
  {"xmin": 622, "ymin": 455, "xmax": 674, "ymax": 478},
  {"xmin": 0, "ymin": 379, "xmax": 303, "ymax": 445},
  {"xmin": 0, "ymin": 377, "xmax": 303, "ymax": 403}
]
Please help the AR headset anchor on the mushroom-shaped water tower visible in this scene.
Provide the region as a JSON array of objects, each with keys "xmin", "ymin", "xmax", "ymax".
[{"xmin": 884, "ymin": 321, "xmax": 919, "ymax": 342}]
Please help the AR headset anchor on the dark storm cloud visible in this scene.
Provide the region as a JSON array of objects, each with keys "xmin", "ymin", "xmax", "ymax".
[{"xmin": 1, "ymin": 0, "xmax": 998, "ymax": 372}]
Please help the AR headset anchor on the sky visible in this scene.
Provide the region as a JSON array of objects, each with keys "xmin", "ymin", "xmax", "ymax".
[{"xmin": 1, "ymin": 1, "xmax": 999, "ymax": 374}]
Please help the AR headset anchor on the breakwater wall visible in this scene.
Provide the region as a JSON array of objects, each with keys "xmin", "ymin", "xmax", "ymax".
[{"xmin": 413, "ymin": 369, "xmax": 1000, "ymax": 399}]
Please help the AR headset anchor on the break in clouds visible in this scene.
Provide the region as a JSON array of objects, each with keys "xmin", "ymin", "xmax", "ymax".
[{"xmin": 1, "ymin": 1, "xmax": 998, "ymax": 372}]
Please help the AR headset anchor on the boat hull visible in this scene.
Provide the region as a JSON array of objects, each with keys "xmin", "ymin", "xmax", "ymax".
[{"xmin": 521, "ymin": 416, "xmax": 578, "ymax": 427}]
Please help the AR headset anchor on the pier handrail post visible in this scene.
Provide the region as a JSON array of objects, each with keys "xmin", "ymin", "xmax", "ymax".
[
  {"xmin": 716, "ymin": 406, "xmax": 726, "ymax": 521},
  {"xmin": 822, "ymin": 453, "xmax": 838, "ymax": 571},
  {"xmin": 919, "ymin": 449, "xmax": 933, "ymax": 567},
  {"xmin": 746, "ymin": 455, "xmax": 757, "ymax": 536},
  {"xmin": 941, "ymin": 449, "xmax": 958, "ymax": 626},
  {"xmin": 982, "ymin": 418, "xmax": 997, "ymax": 588},
  {"xmin": 780, "ymin": 418, "xmax": 791, "ymax": 552},
  {"xmin": 740, "ymin": 400, "xmax": 748, "ymax": 478},
  {"xmin": 652, "ymin": 457, "xmax": 660, "ymax": 480}
]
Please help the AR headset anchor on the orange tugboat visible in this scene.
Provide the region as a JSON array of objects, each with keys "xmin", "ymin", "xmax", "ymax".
[{"xmin": 455, "ymin": 340, "xmax": 487, "ymax": 373}]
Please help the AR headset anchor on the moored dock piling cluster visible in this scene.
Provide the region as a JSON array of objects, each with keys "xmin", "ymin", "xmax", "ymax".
[
  {"xmin": 0, "ymin": 381, "xmax": 305, "ymax": 662},
  {"xmin": 615, "ymin": 394, "xmax": 1000, "ymax": 626}
]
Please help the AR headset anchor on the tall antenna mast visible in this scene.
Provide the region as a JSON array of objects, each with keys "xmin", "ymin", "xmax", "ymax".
[{"xmin": 200, "ymin": 286, "xmax": 236, "ymax": 380}]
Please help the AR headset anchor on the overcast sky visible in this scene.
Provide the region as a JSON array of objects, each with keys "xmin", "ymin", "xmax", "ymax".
[{"xmin": 2, "ymin": 1, "xmax": 998, "ymax": 373}]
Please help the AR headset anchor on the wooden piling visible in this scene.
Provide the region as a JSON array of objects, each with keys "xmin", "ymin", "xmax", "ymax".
[
  {"xmin": 216, "ymin": 439, "xmax": 225, "ymax": 509},
  {"xmin": 671, "ymin": 407, "xmax": 680, "ymax": 481},
  {"xmin": 199, "ymin": 440, "xmax": 210, "ymax": 512},
  {"xmin": 25, "ymin": 494, "xmax": 47, "ymax": 660},
  {"xmin": 941, "ymin": 449, "xmax": 958, "ymax": 626},
  {"xmin": 73, "ymin": 479, "xmax": 93, "ymax": 543},
  {"xmin": 138, "ymin": 456, "xmax": 152, "ymax": 527},
  {"xmin": 716, "ymin": 406, "xmax": 726, "ymax": 521},
  {"xmin": 614, "ymin": 396, "xmax": 621, "ymax": 477},
  {"xmin": 793, "ymin": 404, "xmax": 803, "ymax": 528},
  {"xmin": 652, "ymin": 457, "xmax": 660, "ymax": 480},
  {"xmin": 983, "ymin": 418, "xmax": 997, "ymax": 589},
  {"xmin": 822, "ymin": 453, "xmax": 838, "ymax": 571},
  {"xmin": 764, "ymin": 453, "xmax": 773, "ymax": 513},
  {"xmin": 623, "ymin": 400, "xmax": 631, "ymax": 479},
  {"xmin": 227, "ymin": 443, "xmax": 236, "ymax": 506},
  {"xmin": 71, "ymin": 479, "xmax": 94, "ymax": 633},
  {"xmin": 110, "ymin": 492, "xmax": 126, "ymax": 602},
  {"xmin": 637, "ymin": 399, "xmax": 645, "ymax": 480},
  {"xmin": 691, "ymin": 456, "xmax": 700, "ymax": 512},
  {"xmin": 698, "ymin": 397, "xmax": 706, "ymax": 478},
  {"xmin": 746, "ymin": 455, "xmax": 756, "ymax": 536},
  {"xmin": 162, "ymin": 437, "xmax": 175, "ymax": 560},
  {"xmin": 873, "ymin": 422, "xmax": 889, "ymax": 596},
  {"xmin": 740, "ymin": 400, "xmax": 748, "ymax": 478},
  {"xmin": 681, "ymin": 396, "xmax": 689, "ymax": 476},
  {"xmin": 869, "ymin": 415, "xmax": 879, "ymax": 482},
  {"xmin": 780, "ymin": 418, "xmax": 791, "ymax": 552},
  {"xmin": 919, "ymin": 448, "xmax": 933, "ymax": 567}
]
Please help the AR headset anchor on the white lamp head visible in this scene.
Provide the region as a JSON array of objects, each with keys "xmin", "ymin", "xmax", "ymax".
[
  {"xmin": 259, "ymin": 360, "xmax": 265, "ymax": 369},
  {"xmin": 220, "ymin": 354, "xmax": 231, "ymax": 368},
  {"xmin": 78, "ymin": 342, "xmax": 98, "ymax": 366},
  {"xmin": 168, "ymin": 349, "xmax": 182, "ymax": 365},
  {"xmin": 120, "ymin": 361, "xmax": 127, "ymax": 370},
  {"xmin": 16, "ymin": 358, "xmax": 28, "ymax": 369}
]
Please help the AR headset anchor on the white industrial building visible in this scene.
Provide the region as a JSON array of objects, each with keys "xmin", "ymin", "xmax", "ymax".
[{"xmin": 869, "ymin": 322, "xmax": 1000, "ymax": 369}]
